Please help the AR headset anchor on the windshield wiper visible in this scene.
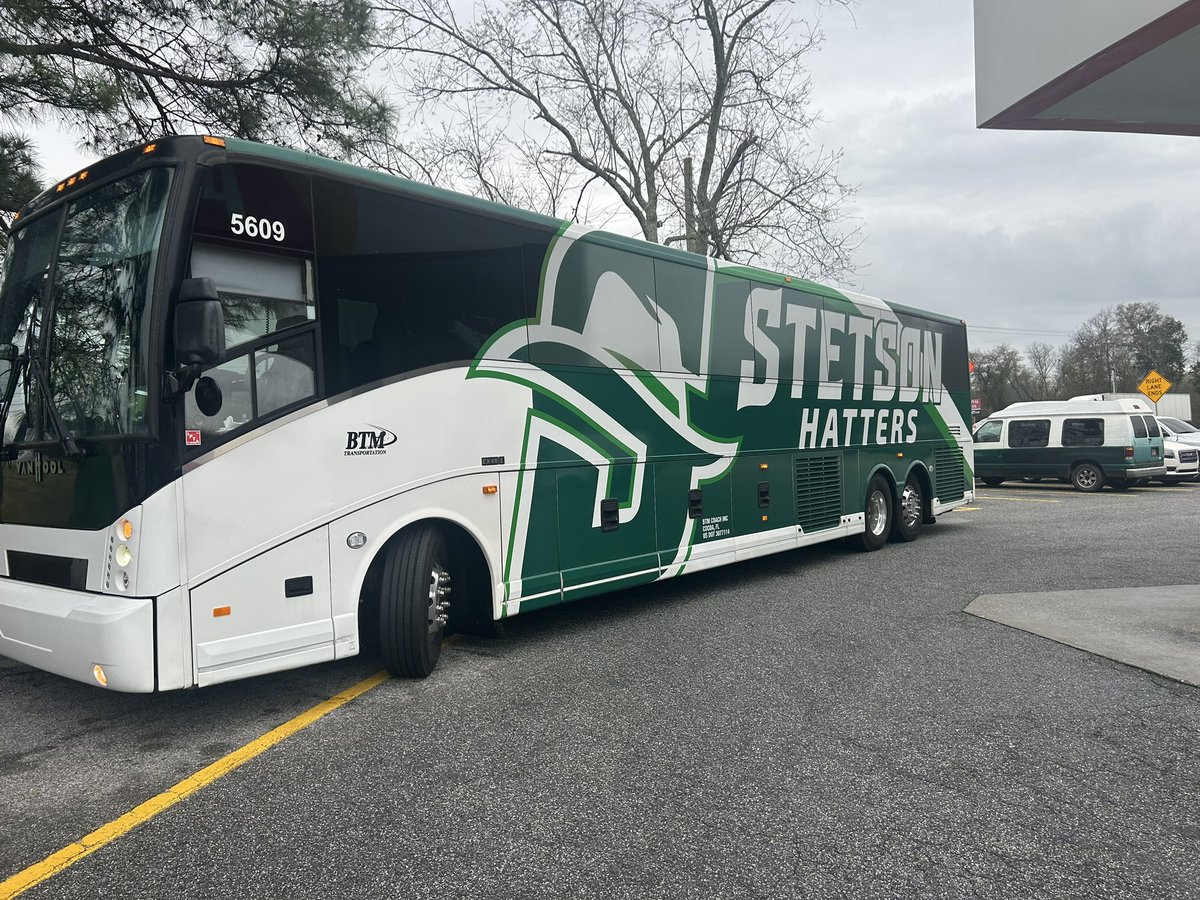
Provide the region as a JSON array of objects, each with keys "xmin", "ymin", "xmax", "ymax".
[{"xmin": 12, "ymin": 346, "xmax": 83, "ymax": 458}]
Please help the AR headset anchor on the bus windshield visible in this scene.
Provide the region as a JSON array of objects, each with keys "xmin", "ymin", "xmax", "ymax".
[{"xmin": 0, "ymin": 167, "xmax": 173, "ymax": 445}]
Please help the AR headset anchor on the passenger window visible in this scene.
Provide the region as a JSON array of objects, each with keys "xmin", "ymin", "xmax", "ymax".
[
  {"xmin": 1063, "ymin": 418, "xmax": 1103, "ymax": 447},
  {"xmin": 313, "ymin": 177, "xmax": 552, "ymax": 394},
  {"xmin": 974, "ymin": 420, "xmax": 1001, "ymax": 443},
  {"xmin": 1130, "ymin": 416, "xmax": 1147, "ymax": 439},
  {"xmin": 1008, "ymin": 419, "xmax": 1050, "ymax": 448},
  {"xmin": 1143, "ymin": 416, "xmax": 1161, "ymax": 438}
]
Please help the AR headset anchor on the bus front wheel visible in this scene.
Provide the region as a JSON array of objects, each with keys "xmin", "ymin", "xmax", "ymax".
[
  {"xmin": 860, "ymin": 474, "xmax": 893, "ymax": 552},
  {"xmin": 379, "ymin": 525, "xmax": 450, "ymax": 678}
]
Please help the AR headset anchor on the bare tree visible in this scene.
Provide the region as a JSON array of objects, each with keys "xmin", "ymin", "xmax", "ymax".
[
  {"xmin": 971, "ymin": 344, "xmax": 1029, "ymax": 415},
  {"xmin": 1058, "ymin": 302, "xmax": 1187, "ymax": 395},
  {"xmin": 376, "ymin": 0, "xmax": 857, "ymax": 279},
  {"xmin": 1021, "ymin": 341, "xmax": 1058, "ymax": 401}
]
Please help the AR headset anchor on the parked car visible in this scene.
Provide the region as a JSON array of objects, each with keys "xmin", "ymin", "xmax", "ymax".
[
  {"xmin": 973, "ymin": 399, "xmax": 1165, "ymax": 492},
  {"xmin": 1160, "ymin": 437, "xmax": 1199, "ymax": 484},
  {"xmin": 1155, "ymin": 416, "xmax": 1200, "ymax": 449}
]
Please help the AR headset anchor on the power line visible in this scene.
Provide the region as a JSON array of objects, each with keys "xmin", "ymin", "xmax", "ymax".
[{"xmin": 969, "ymin": 324, "xmax": 1074, "ymax": 337}]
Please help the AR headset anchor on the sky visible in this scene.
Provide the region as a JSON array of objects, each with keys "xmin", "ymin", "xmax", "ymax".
[
  {"xmin": 803, "ymin": 1, "xmax": 1200, "ymax": 354},
  {"xmin": 21, "ymin": 0, "xmax": 1200, "ymax": 357}
]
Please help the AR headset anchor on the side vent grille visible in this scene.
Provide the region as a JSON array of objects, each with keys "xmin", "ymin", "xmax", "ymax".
[
  {"xmin": 795, "ymin": 455, "xmax": 842, "ymax": 533},
  {"xmin": 934, "ymin": 445, "xmax": 966, "ymax": 502}
]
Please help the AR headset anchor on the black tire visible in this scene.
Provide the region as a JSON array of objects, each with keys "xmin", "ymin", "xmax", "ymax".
[
  {"xmin": 1020, "ymin": 477, "xmax": 1042, "ymax": 484},
  {"xmin": 1070, "ymin": 463, "xmax": 1105, "ymax": 493},
  {"xmin": 1133, "ymin": 478, "xmax": 1150, "ymax": 487},
  {"xmin": 379, "ymin": 525, "xmax": 450, "ymax": 678},
  {"xmin": 890, "ymin": 475, "xmax": 923, "ymax": 543},
  {"xmin": 1109, "ymin": 478, "xmax": 1130, "ymax": 491},
  {"xmin": 980, "ymin": 477, "xmax": 1004, "ymax": 486},
  {"xmin": 860, "ymin": 473, "xmax": 893, "ymax": 552}
]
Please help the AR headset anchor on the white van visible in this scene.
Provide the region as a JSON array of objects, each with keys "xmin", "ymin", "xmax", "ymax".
[{"xmin": 973, "ymin": 399, "xmax": 1166, "ymax": 492}]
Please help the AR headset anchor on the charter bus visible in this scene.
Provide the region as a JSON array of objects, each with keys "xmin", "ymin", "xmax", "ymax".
[{"xmin": 0, "ymin": 136, "xmax": 974, "ymax": 691}]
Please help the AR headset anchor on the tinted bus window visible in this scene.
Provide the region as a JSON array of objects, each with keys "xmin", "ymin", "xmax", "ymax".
[{"xmin": 313, "ymin": 178, "xmax": 552, "ymax": 394}]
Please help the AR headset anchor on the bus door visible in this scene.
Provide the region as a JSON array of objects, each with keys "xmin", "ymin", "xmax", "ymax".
[{"xmin": 178, "ymin": 161, "xmax": 334, "ymax": 685}]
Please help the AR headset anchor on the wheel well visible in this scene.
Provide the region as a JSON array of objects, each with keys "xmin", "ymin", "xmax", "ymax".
[
  {"xmin": 867, "ymin": 464, "xmax": 899, "ymax": 501},
  {"xmin": 358, "ymin": 519, "xmax": 494, "ymax": 644}
]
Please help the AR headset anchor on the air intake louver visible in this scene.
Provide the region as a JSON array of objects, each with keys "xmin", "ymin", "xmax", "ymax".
[
  {"xmin": 935, "ymin": 445, "xmax": 966, "ymax": 502},
  {"xmin": 795, "ymin": 455, "xmax": 842, "ymax": 533}
]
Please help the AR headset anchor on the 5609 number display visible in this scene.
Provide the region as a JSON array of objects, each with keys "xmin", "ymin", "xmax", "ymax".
[{"xmin": 230, "ymin": 213, "xmax": 285, "ymax": 242}]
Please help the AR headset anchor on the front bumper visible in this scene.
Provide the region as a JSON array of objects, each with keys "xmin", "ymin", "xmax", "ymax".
[{"xmin": 0, "ymin": 577, "xmax": 155, "ymax": 691}]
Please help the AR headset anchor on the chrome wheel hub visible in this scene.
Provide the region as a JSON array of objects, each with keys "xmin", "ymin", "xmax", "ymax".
[
  {"xmin": 867, "ymin": 490, "xmax": 888, "ymax": 536},
  {"xmin": 900, "ymin": 484, "xmax": 921, "ymax": 528},
  {"xmin": 427, "ymin": 566, "xmax": 451, "ymax": 636}
]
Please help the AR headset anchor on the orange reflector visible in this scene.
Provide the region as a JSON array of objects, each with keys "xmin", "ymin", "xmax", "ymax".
[
  {"xmin": 482, "ymin": 484, "xmax": 498, "ymax": 495},
  {"xmin": 784, "ymin": 276, "xmax": 792, "ymax": 283},
  {"xmin": 896, "ymin": 453, "xmax": 904, "ymax": 458},
  {"xmin": 56, "ymin": 183, "xmax": 65, "ymax": 192},
  {"xmin": 213, "ymin": 606, "xmax": 231, "ymax": 617},
  {"xmin": 761, "ymin": 515, "xmax": 768, "ymax": 522},
  {"xmin": 119, "ymin": 518, "xmax": 133, "ymax": 540},
  {"xmin": 143, "ymin": 143, "xmax": 157, "ymax": 154},
  {"xmin": 67, "ymin": 176, "xmax": 76, "ymax": 186},
  {"xmin": 92, "ymin": 664, "xmax": 108, "ymax": 687},
  {"xmin": 758, "ymin": 463, "xmax": 768, "ymax": 470},
  {"xmin": 79, "ymin": 170, "xmax": 88, "ymax": 180},
  {"xmin": 202, "ymin": 135, "xmax": 226, "ymax": 147}
]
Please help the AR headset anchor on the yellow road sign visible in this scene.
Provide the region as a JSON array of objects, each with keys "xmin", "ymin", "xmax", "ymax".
[{"xmin": 1138, "ymin": 369, "xmax": 1172, "ymax": 403}]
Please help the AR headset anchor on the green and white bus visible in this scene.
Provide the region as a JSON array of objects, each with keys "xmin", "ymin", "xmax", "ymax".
[{"xmin": 0, "ymin": 136, "xmax": 974, "ymax": 691}]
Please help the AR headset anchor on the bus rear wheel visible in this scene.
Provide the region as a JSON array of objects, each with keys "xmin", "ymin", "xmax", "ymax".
[
  {"xmin": 890, "ymin": 476, "xmax": 923, "ymax": 543},
  {"xmin": 379, "ymin": 525, "xmax": 451, "ymax": 678},
  {"xmin": 860, "ymin": 474, "xmax": 893, "ymax": 552}
]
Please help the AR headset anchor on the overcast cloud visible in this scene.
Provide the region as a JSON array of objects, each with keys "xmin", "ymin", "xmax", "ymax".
[
  {"xmin": 23, "ymin": 0, "xmax": 1200, "ymax": 356},
  {"xmin": 807, "ymin": 1, "xmax": 1200, "ymax": 352}
]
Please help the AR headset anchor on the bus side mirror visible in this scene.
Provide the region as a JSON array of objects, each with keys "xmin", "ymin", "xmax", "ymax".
[{"xmin": 175, "ymin": 278, "xmax": 225, "ymax": 365}]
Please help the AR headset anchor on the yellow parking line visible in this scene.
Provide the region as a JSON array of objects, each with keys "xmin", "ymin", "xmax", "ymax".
[
  {"xmin": 0, "ymin": 670, "xmax": 391, "ymax": 899},
  {"xmin": 974, "ymin": 493, "xmax": 1062, "ymax": 503}
]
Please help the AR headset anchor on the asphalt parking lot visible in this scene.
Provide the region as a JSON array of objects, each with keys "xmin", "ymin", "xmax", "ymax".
[{"xmin": 2, "ymin": 480, "xmax": 1199, "ymax": 899}]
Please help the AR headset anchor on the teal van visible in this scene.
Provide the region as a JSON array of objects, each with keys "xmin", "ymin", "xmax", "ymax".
[{"xmin": 973, "ymin": 399, "xmax": 1165, "ymax": 492}]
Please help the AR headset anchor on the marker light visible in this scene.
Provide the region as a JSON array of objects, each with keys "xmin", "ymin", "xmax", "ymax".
[
  {"xmin": 213, "ymin": 606, "xmax": 231, "ymax": 617},
  {"xmin": 482, "ymin": 484, "xmax": 498, "ymax": 495},
  {"xmin": 143, "ymin": 143, "xmax": 157, "ymax": 154},
  {"xmin": 347, "ymin": 532, "xmax": 367, "ymax": 549},
  {"xmin": 115, "ymin": 544, "xmax": 132, "ymax": 567},
  {"xmin": 118, "ymin": 518, "xmax": 133, "ymax": 540},
  {"xmin": 758, "ymin": 463, "xmax": 769, "ymax": 470},
  {"xmin": 92, "ymin": 664, "xmax": 108, "ymax": 687},
  {"xmin": 202, "ymin": 135, "xmax": 226, "ymax": 147}
]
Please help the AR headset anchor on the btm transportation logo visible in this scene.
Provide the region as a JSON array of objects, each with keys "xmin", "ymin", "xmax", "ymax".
[{"xmin": 344, "ymin": 425, "xmax": 398, "ymax": 456}]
